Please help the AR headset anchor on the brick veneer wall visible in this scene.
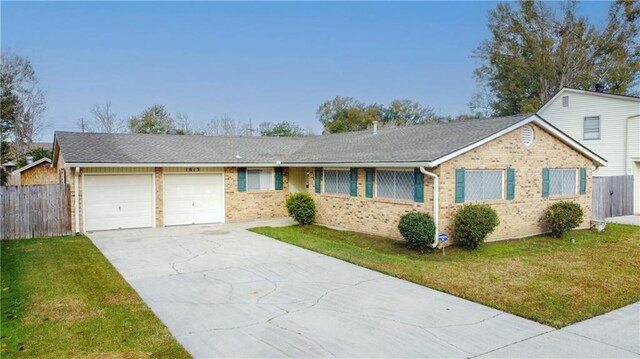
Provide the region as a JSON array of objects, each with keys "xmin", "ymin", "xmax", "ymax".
[
  {"xmin": 310, "ymin": 123, "xmax": 594, "ymax": 242},
  {"xmin": 311, "ymin": 168, "xmax": 435, "ymax": 239},
  {"xmin": 436, "ymin": 123, "xmax": 593, "ymax": 241},
  {"xmin": 224, "ymin": 167, "xmax": 289, "ymax": 221}
]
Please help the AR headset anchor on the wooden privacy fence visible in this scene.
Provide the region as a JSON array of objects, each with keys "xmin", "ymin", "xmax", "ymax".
[
  {"xmin": 592, "ymin": 175, "xmax": 634, "ymax": 220},
  {"xmin": 1, "ymin": 184, "xmax": 72, "ymax": 240}
]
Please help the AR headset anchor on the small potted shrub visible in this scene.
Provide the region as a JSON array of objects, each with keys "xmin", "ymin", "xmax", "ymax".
[
  {"xmin": 453, "ymin": 204, "xmax": 499, "ymax": 249},
  {"xmin": 544, "ymin": 201, "xmax": 583, "ymax": 237},
  {"xmin": 285, "ymin": 193, "xmax": 316, "ymax": 225},
  {"xmin": 398, "ymin": 212, "xmax": 436, "ymax": 250}
]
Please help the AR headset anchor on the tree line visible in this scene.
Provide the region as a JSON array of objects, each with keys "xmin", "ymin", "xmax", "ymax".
[{"xmin": 2, "ymin": 0, "xmax": 638, "ymax": 181}]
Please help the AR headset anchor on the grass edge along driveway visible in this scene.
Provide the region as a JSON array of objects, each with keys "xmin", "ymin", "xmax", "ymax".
[
  {"xmin": 250, "ymin": 223, "xmax": 640, "ymax": 328},
  {"xmin": 1, "ymin": 235, "xmax": 190, "ymax": 358}
]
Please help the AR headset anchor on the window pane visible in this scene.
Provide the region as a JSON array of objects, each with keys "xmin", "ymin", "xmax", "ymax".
[
  {"xmin": 465, "ymin": 170, "xmax": 503, "ymax": 201},
  {"xmin": 324, "ymin": 170, "xmax": 350, "ymax": 194},
  {"xmin": 583, "ymin": 116, "xmax": 600, "ymax": 140},
  {"xmin": 376, "ymin": 170, "xmax": 414, "ymax": 200},
  {"xmin": 247, "ymin": 169, "xmax": 272, "ymax": 190},
  {"xmin": 549, "ymin": 169, "xmax": 576, "ymax": 196}
]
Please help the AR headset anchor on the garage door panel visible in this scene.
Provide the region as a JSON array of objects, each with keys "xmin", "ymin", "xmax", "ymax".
[
  {"xmin": 84, "ymin": 174, "xmax": 154, "ymax": 231},
  {"xmin": 164, "ymin": 174, "xmax": 223, "ymax": 226}
]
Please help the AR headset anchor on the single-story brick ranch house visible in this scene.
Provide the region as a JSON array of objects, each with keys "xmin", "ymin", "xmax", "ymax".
[{"xmin": 52, "ymin": 113, "xmax": 606, "ymax": 243}]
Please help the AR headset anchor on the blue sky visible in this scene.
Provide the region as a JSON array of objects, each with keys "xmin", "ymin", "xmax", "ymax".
[{"xmin": 2, "ymin": 1, "xmax": 611, "ymax": 141}]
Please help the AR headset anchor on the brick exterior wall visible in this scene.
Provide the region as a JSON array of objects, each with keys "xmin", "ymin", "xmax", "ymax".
[
  {"xmin": 310, "ymin": 168, "xmax": 434, "ymax": 239},
  {"xmin": 224, "ymin": 167, "xmax": 289, "ymax": 221},
  {"xmin": 155, "ymin": 167, "xmax": 164, "ymax": 227},
  {"xmin": 19, "ymin": 162, "xmax": 58, "ymax": 186},
  {"xmin": 310, "ymin": 124, "xmax": 594, "ymax": 242},
  {"xmin": 57, "ymin": 123, "xmax": 595, "ymax": 240},
  {"xmin": 436, "ymin": 123, "xmax": 593, "ymax": 241}
]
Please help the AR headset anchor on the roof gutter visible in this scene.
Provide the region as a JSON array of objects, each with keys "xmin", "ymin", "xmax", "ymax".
[{"xmin": 420, "ymin": 167, "xmax": 439, "ymax": 248}]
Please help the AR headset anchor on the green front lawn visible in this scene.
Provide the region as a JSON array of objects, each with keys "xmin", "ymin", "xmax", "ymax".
[
  {"xmin": 250, "ymin": 223, "xmax": 640, "ymax": 328},
  {"xmin": 1, "ymin": 236, "xmax": 190, "ymax": 358}
]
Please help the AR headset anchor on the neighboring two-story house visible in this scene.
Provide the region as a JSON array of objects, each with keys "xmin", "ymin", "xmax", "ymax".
[{"xmin": 538, "ymin": 87, "xmax": 640, "ymax": 215}]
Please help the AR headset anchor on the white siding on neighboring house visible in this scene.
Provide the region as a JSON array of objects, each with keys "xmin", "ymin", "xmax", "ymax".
[{"xmin": 538, "ymin": 90, "xmax": 640, "ymax": 177}]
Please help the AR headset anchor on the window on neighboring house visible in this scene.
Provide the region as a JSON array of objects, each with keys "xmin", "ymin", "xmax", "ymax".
[
  {"xmin": 465, "ymin": 170, "xmax": 504, "ymax": 201},
  {"xmin": 323, "ymin": 169, "xmax": 350, "ymax": 195},
  {"xmin": 549, "ymin": 169, "xmax": 577, "ymax": 196},
  {"xmin": 562, "ymin": 96, "xmax": 569, "ymax": 107},
  {"xmin": 247, "ymin": 169, "xmax": 273, "ymax": 191},
  {"xmin": 376, "ymin": 170, "xmax": 414, "ymax": 200},
  {"xmin": 583, "ymin": 116, "xmax": 600, "ymax": 140}
]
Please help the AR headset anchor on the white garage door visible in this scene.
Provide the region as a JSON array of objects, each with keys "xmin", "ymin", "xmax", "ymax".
[
  {"xmin": 163, "ymin": 174, "xmax": 224, "ymax": 226},
  {"xmin": 84, "ymin": 174, "xmax": 154, "ymax": 231}
]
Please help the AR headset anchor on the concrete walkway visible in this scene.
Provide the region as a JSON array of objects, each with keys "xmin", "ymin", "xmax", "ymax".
[
  {"xmin": 88, "ymin": 220, "xmax": 639, "ymax": 358},
  {"xmin": 606, "ymin": 215, "xmax": 640, "ymax": 226}
]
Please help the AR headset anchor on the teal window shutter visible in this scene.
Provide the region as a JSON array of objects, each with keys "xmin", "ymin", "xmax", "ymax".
[
  {"xmin": 580, "ymin": 167, "xmax": 587, "ymax": 195},
  {"xmin": 542, "ymin": 168, "xmax": 550, "ymax": 197},
  {"xmin": 365, "ymin": 168, "xmax": 374, "ymax": 198},
  {"xmin": 237, "ymin": 168, "xmax": 246, "ymax": 192},
  {"xmin": 350, "ymin": 168, "xmax": 358, "ymax": 196},
  {"xmin": 506, "ymin": 168, "xmax": 515, "ymax": 200},
  {"xmin": 315, "ymin": 168, "xmax": 322, "ymax": 193},
  {"xmin": 455, "ymin": 168, "xmax": 465, "ymax": 203},
  {"xmin": 275, "ymin": 168, "xmax": 283, "ymax": 190},
  {"xmin": 414, "ymin": 168, "xmax": 424, "ymax": 202}
]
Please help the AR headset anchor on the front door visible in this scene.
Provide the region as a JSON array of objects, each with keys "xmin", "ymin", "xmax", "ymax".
[{"xmin": 288, "ymin": 168, "xmax": 308, "ymax": 193}]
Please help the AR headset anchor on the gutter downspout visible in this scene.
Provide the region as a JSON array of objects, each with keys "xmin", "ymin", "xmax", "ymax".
[
  {"xmin": 420, "ymin": 167, "xmax": 439, "ymax": 248},
  {"xmin": 74, "ymin": 167, "xmax": 80, "ymax": 234}
]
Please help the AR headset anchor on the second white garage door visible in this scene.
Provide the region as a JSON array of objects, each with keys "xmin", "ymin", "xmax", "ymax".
[{"xmin": 163, "ymin": 173, "xmax": 224, "ymax": 226}]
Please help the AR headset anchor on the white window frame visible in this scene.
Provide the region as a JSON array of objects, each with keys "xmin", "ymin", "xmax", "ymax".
[
  {"xmin": 246, "ymin": 168, "xmax": 274, "ymax": 191},
  {"xmin": 322, "ymin": 168, "xmax": 351, "ymax": 195},
  {"xmin": 375, "ymin": 168, "xmax": 415, "ymax": 201},
  {"xmin": 583, "ymin": 116, "xmax": 601, "ymax": 140},
  {"xmin": 464, "ymin": 169, "xmax": 505, "ymax": 202},
  {"xmin": 548, "ymin": 168, "xmax": 578, "ymax": 197}
]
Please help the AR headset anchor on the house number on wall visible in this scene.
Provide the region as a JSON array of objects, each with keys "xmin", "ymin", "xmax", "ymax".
[{"xmin": 186, "ymin": 167, "xmax": 201, "ymax": 172}]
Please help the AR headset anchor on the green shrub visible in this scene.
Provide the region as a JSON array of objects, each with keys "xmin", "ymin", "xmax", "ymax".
[
  {"xmin": 453, "ymin": 204, "xmax": 499, "ymax": 249},
  {"xmin": 544, "ymin": 201, "xmax": 583, "ymax": 237},
  {"xmin": 285, "ymin": 193, "xmax": 316, "ymax": 225},
  {"xmin": 398, "ymin": 212, "xmax": 436, "ymax": 250}
]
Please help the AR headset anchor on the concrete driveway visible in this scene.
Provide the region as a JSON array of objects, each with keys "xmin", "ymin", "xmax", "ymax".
[{"xmin": 89, "ymin": 220, "xmax": 638, "ymax": 358}]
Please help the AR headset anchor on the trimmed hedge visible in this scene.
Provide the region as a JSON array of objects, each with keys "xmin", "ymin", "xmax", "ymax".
[
  {"xmin": 285, "ymin": 193, "xmax": 316, "ymax": 225},
  {"xmin": 544, "ymin": 201, "xmax": 583, "ymax": 237},
  {"xmin": 453, "ymin": 204, "xmax": 499, "ymax": 249},
  {"xmin": 398, "ymin": 212, "xmax": 436, "ymax": 250}
]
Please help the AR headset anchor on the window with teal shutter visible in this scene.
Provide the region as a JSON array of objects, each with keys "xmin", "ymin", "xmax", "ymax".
[
  {"xmin": 414, "ymin": 168, "xmax": 424, "ymax": 202},
  {"xmin": 455, "ymin": 168, "xmax": 465, "ymax": 203},
  {"xmin": 350, "ymin": 168, "xmax": 358, "ymax": 196},
  {"xmin": 315, "ymin": 168, "xmax": 322, "ymax": 193},
  {"xmin": 365, "ymin": 168, "xmax": 374, "ymax": 198},
  {"xmin": 506, "ymin": 168, "xmax": 515, "ymax": 200},
  {"xmin": 580, "ymin": 167, "xmax": 587, "ymax": 194},
  {"xmin": 275, "ymin": 168, "xmax": 283, "ymax": 190},
  {"xmin": 542, "ymin": 168, "xmax": 550, "ymax": 197},
  {"xmin": 237, "ymin": 168, "xmax": 246, "ymax": 192}
]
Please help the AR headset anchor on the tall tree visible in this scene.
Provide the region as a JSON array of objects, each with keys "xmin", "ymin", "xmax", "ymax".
[
  {"xmin": 317, "ymin": 96, "xmax": 437, "ymax": 133},
  {"xmin": 381, "ymin": 100, "xmax": 436, "ymax": 125},
  {"xmin": 128, "ymin": 105, "xmax": 174, "ymax": 134},
  {"xmin": 474, "ymin": 0, "xmax": 640, "ymax": 116},
  {"xmin": 90, "ymin": 102, "xmax": 124, "ymax": 133},
  {"xmin": 259, "ymin": 121, "xmax": 305, "ymax": 137},
  {"xmin": 0, "ymin": 51, "xmax": 46, "ymax": 159},
  {"xmin": 316, "ymin": 96, "xmax": 382, "ymax": 133}
]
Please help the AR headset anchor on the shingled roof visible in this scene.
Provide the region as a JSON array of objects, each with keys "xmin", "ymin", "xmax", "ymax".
[{"xmin": 53, "ymin": 114, "xmax": 607, "ymax": 167}]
